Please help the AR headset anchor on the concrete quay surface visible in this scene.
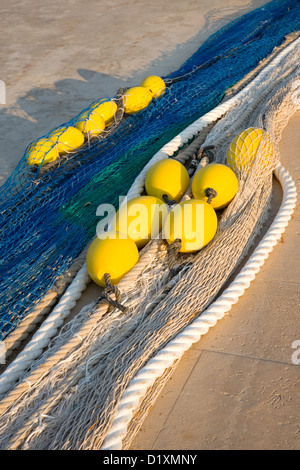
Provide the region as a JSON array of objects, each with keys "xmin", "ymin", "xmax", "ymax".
[{"xmin": 0, "ymin": 0, "xmax": 268, "ymax": 184}]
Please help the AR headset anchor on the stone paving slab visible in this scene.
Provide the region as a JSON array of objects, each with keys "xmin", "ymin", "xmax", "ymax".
[{"xmin": 132, "ymin": 352, "xmax": 300, "ymax": 450}]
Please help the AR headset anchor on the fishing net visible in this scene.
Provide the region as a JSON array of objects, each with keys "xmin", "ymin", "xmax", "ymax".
[
  {"xmin": 0, "ymin": 15, "xmax": 299, "ymax": 449},
  {"xmin": 1, "ymin": 0, "xmax": 300, "ymax": 341}
]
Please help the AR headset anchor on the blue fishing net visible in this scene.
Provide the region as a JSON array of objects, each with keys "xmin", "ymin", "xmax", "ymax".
[{"xmin": 1, "ymin": 0, "xmax": 300, "ymax": 340}]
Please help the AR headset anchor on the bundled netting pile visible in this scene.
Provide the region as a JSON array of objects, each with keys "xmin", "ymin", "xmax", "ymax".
[
  {"xmin": 0, "ymin": 12, "xmax": 298, "ymax": 448},
  {"xmin": 1, "ymin": 0, "xmax": 300, "ymax": 341}
]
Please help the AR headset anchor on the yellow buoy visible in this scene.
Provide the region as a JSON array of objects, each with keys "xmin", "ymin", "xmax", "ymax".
[
  {"xmin": 26, "ymin": 138, "xmax": 59, "ymax": 167},
  {"xmin": 92, "ymin": 99, "xmax": 118, "ymax": 126},
  {"xmin": 86, "ymin": 231, "xmax": 139, "ymax": 287},
  {"xmin": 49, "ymin": 126, "xmax": 67, "ymax": 140},
  {"xmin": 50, "ymin": 126, "xmax": 85, "ymax": 154},
  {"xmin": 112, "ymin": 195, "xmax": 168, "ymax": 249},
  {"xmin": 145, "ymin": 159, "xmax": 190, "ymax": 203},
  {"xmin": 76, "ymin": 111, "xmax": 106, "ymax": 136},
  {"xmin": 140, "ymin": 75, "xmax": 166, "ymax": 98},
  {"xmin": 164, "ymin": 199, "xmax": 218, "ymax": 253},
  {"xmin": 123, "ymin": 86, "xmax": 152, "ymax": 114},
  {"xmin": 227, "ymin": 127, "xmax": 273, "ymax": 174},
  {"xmin": 192, "ymin": 163, "xmax": 238, "ymax": 210}
]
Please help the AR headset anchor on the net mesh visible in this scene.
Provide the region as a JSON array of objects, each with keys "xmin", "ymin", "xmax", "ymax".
[
  {"xmin": 1, "ymin": 0, "xmax": 300, "ymax": 340},
  {"xmin": 0, "ymin": 24, "xmax": 299, "ymax": 449}
]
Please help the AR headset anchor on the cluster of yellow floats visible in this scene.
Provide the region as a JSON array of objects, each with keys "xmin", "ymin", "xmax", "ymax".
[
  {"xmin": 86, "ymin": 126, "xmax": 269, "ymax": 288},
  {"xmin": 26, "ymin": 75, "xmax": 166, "ymax": 167}
]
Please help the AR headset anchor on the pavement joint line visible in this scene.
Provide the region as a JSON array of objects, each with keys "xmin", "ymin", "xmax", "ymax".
[
  {"xmin": 149, "ymin": 350, "xmax": 206, "ymax": 449},
  {"xmin": 165, "ymin": 350, "xmax": 205, "ymax": 415},
  {"xmin": 196, "ymin": 348, "xmax": 300, "ymax": 368}
]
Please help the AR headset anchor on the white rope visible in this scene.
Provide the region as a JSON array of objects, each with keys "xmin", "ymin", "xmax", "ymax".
[
  {"xmin": 0, "ymin": 34, "xmax": 299, "ymax": 407},
  {"xmin": 0, "ymin": 265, "xmax": 90, "ymax": 397},
  {"xmin": 101, "ymin": 162, "xmax": 297, "ymax": 449}
]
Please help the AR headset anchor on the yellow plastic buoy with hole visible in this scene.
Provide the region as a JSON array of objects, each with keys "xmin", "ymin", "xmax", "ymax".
[
  {"xmin": 93, "ymin": 99, "xmax": 118, "ymax": 126},
  {"xmin": 227, "ymin": 127, "xmax": 273, "ymax": 174},
  {"xmin": 50, "ymin": 126, "xmax": 85, "ymax": 154},
  {"xmin": 26, "ymin": 138, "xmax": 59, "ymax": 167},
  {"xmin": 76, "ymin": 111, "xmax": 106, "ymax": 136},
  {"xmin": 112, "ymin": 195, "xmax": 168, "ymax": 249},
  {"xmin": 86, "ymin": 231, "xmax": 139, "ymax": 287},
  {"xmin": 123, "ymin": 86, "xmax": 152, "ymax": 114},
  {"xmin": 145, "ymin": 159, "xmax": 190, "ymax": 203},
  {"xmin": 164, "ymin": 199, "xmax": 218, "ymax": 253},
  {"xmin": 192, "ymin": 163, "xmax": 238, "ymax": 210},
  {"xmin": 140, "ymin": 75, "xmax": 166, "ymax": 98}
]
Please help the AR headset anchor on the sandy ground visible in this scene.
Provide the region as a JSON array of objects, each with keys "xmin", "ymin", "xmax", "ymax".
[{"xmin": 1, "ymin": 0, "xmax": 300, "ymax": 451}]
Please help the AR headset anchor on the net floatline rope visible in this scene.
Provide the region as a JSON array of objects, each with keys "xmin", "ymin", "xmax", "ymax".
[
  {"xmin": 0, "ymin": 33, "xmax": 298, "ymax": 401},
  {"xmin": 0, "ymin": 34, "xmax": 298, "ymax": 452},
  {"xmin": 1, "ymin": 0, "xmax": 300, "ymax": 341}
]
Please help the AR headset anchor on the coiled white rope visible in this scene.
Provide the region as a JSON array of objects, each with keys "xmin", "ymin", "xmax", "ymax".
[
  {"xmin": 101, "ymin": 162, "xmax": 297, "ymax": 449},
  {"xmin": 0, "ymin": 34, "xmax": 299, "ymax": 403}
]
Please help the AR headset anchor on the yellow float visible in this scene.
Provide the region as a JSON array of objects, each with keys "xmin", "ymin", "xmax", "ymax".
[
  {"xmin": 140, "ymin": 75, "xmax": 166, "ymax": 98},
  {"xmin": 123, "ymin": 86, "xmax": 153, "ymax": 114},
  {"xmin": 164, "ymin": 199, "xmax": 218, "ymax": 253},
  {"xmin": 145, "ymin": 159, "xmax": 190, "ymax": 203},
  {"xmin": 50, "ymin": 126, "xmax": 85, "ymax": 154},
  {"xmin": 111, "ymin": 195, "xmax": 168, "ymax": 249},
  {"xmin": 86, "ymin": 231, "xmax": 139, "ymax": 287},
  {"xmin": 227, "ymin": 127, "xmax": 273, "ymax": 174},
  {"xmin": 26, "ymin": 138, "xmax": 59, "ymax": 167},
  {"xmin": 93, "ymin": 99, "xmax": 118, "ymax": 126},
  {"xmin": 76, "ymin": 111, "xmax": 106, "ymax": 137},
  {"xmin": 192, "ymin": 163, "xmax": 238, "ymax": 210}
]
